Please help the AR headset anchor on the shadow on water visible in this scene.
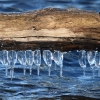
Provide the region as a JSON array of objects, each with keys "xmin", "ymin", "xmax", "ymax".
[{"xmin": 39, "ymin": 95, "xmax": 99, "ymax": 100}]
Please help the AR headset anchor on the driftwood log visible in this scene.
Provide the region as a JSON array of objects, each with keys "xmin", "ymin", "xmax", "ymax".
[{"xmin": 0, "ymin": 8, "xmax": 100, "ymax": 51}]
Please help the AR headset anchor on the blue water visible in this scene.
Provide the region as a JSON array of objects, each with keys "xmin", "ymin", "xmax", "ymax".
[
  {"xmin": 0, "ymin": 50, "xmax": 100, "ymax": 100},
  {"xmin": 0, "ymin": 0, "xmax": 99, "ymax": 13},
  {"xmin": 0, "ymin": 0, "xmax": 100, "ymax": 100}
]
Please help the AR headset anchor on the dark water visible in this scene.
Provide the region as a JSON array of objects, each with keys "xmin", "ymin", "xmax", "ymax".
[{"xmin": 0, "ymin": 0, "xmax": 100, "ymax": 100}]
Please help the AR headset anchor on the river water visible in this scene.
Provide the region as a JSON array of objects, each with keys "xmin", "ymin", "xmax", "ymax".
[
  {"xmin": 0, "ymin": 0, "xmax": 100, "ymax": 100},
  {"xmin": 0, "ymin": 0, "xmax": 99, "ymax": 13}
]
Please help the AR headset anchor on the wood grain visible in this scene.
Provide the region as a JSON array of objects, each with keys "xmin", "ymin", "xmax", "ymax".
[{"xmin": 0, "ymin": 8, "xmax": 100, "ymax": 51}]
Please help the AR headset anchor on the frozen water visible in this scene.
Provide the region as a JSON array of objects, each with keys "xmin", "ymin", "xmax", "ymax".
[
  {"xmin": 2, "ymin": 50, "xmax": 8, "ymax": 76},
  {"xmin": 0, "ymin": 0, "xmax": 99, "ymax": 99},
  {"xmin": 43, "ymin": 50, "xmax": 52, "ymax": 76},
  {"xmin": 0, "ymin": 50, "xmax": 100, "ymax": 99},
  {"xmin": 78, "ymin": 50, "xmax": 86, "ymax": 76},
  {"xmin": 53, "ymin": 50, "xmax": 63, "ymax": 77},
  {"xmin": 87, "ymin": 51, "xmax": 96, "ymax": 78},
  {"xmin": 0, "ymin": 50, "xmax": 8, "ymax": 76},
  {"xmin": 95, "ymin": 51, "xmax": 100, "ymax": 77},
  {"xmin": 33, "ymin": 50, "xmax": 41, "ymax": 76},
  {"xmin": 17, "ymin": 51, "xmax": 26, "ymax": 75},
  {"xmin": 0, "ymin": 49, "xmax": 100, "ymax": 79},
  {"xmin": 26, "ymin": 50, "xmax": 33, "ymax": 75},
  {"xmin": 7, "ymin": 50, "xmax": 17, "ymax": 80}
]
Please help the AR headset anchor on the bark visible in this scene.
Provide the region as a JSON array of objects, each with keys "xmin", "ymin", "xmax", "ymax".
[{"xmin": 0, "ymin": 8, "xmax": 100, "ymax": 51}]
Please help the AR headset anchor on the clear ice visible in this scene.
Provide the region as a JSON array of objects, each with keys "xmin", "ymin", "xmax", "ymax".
[
  {"xmin": 0, "ymin": 49, "xmax": 99, "ymax": 79},
  {"xmin": 33, "ymin": 50, "xmax": 41, "ymax": 76}
]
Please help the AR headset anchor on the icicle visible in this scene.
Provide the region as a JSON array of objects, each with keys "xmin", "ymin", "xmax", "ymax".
[
  {"xmin": 87, "ymin": 51, "xmax": 96, "ymax": 78},
  {"xmin": 95, "ymin": 51, "xmax": 100, "ymax": 77},
  {"xmin": 54, "ymin": 63, "xmax": 57, "ymax": 70},
  {"xmin": 60, "ymin": 66, "xmax": 63, "ymax": 77},
  {"xmin": 17, "ymin": 50, "xmax": 26, "ymax": 76},
  {"xmin": 26, "ymin": 50, "xmax": 33, "ymax": 76},
  {"xmin": 98, "ymin": 68, "xmax": 100, "ymax": 77},
  {"xmin": 5, "ymin": 65, "xmax": 8, "ymax": 77},
  {"xmin": 10, "ymin": 66, "xmax": 14, "ymax": 81},
  {"xmin": 33, "ymin": 50, "xmax": 41, "ymax": 76},
  {"xmin": 77, "ymin": 50, "xmax": 79, "ymax": 52},
  {"xmin": 43, "ymin": 50, "xmax": 52, "ymax": 76},
  {"xmin": 48, "ymin": 67, "xmax": 51, "ymax": 76},
  {"xmin": 78, "ymin": 50, "xmax": 86, "ymax": 76},
  {"xmin": 37, "ymin": 65, "xmax": 40, "ymax": 76},
  {"xmin": 92, "ymin": 67, "xmax": 95, "ymax": 79},
  {"xmin": 53, "ymin": 50, "xmax": 64, "ymax": 77},
  {"xmin": 30, "ymin": 65, "xmax": 32, "ymax": 75},
  {"xmin": 2, "ymin": 50, "xmax": 8, "ymax": 76},
  {"xmin": 23, "ymin": 65, "xmax": 26, "ymax": 76},
  {"xmin": 7, "ymin": 50, "xmax": 17, "ymax": 80}
]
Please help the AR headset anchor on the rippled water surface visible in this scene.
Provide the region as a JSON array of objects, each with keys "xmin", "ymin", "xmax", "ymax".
[
  {"xmin": 0, "ymin": 0, "xmax": 99, "ymax": 12},
  {"xmin": 0, "ymin": 50, "xmax": 100, "ymax": 100},
  {"xmin": 0, "ymin": 0, "xmax": 100, "ymax": 100}
]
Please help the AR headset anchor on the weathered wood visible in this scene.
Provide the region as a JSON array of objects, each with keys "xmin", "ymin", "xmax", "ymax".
[{"xmin": 0, "ymin": 8, "xmax": 100, "ymax": 51}]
